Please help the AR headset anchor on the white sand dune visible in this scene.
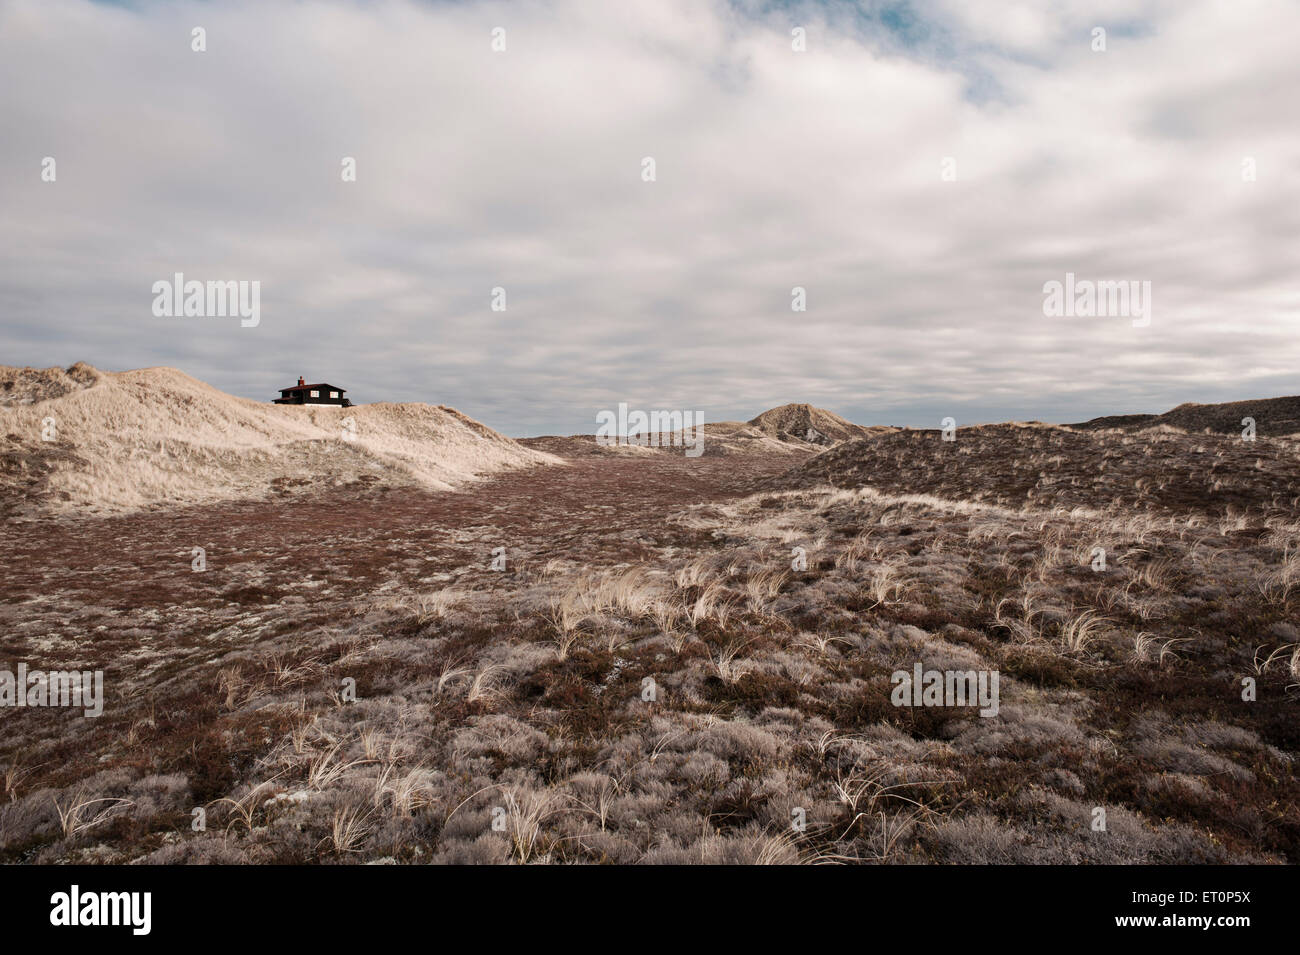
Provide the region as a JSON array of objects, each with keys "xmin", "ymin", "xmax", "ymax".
[{"xmin": 0, "ymin": 363, "xmax": 560, "ymax": 516}]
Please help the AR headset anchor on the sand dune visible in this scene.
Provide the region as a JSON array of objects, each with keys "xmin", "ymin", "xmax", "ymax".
[
  {"xmin": 748, "ymin": 402, "xmax": 889, "ymax": 445},
  {"xmin": 1070, "ymin": 394, "xmax": 1300, "ymax": 437},
  {"xmin": 0, "ymin": 363, "xmax": 560, "ymax": 517},
  {"xmin": 774, "ymin": 421, "xmax": 1300, "ymax": 517},
  {"xmin": 521, "ymin": 404, "xmax": 884, "ymax": 458},
  {"xmin": 521, "ymin": 422, "xmax": 810, "ymax": 458}
]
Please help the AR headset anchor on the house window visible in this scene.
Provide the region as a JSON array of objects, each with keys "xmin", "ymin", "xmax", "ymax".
[
  {"xmin": 310, "ymin": 390, "xmax": 319, "ymax": 398},
  {"xmin": 330, "ymin": 391, "xmax": 339, "ymax": 398}
]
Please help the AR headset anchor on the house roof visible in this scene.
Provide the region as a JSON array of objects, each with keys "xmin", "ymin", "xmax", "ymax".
[{"xmin": 279, "ymin": 383, "xmax": 346, "ymax": 393}]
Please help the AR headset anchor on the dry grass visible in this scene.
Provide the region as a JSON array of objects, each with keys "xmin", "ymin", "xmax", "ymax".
[
  {"xmin": 0, "ymin": 363, "xmax": 560, "ymax": 516},
  {"xmin": 326, "ymin": 805, "xmax": 374, "ymax": 854},
  {"xmin": 3, "ymin": 419, "xmax": 1296, "ymax": 866},
  {"xmin": 1056, "ymin": 609, "xmax": 1110, "ymax": 654},
  {"xmin": 52, "ymin": 794, "xmax": 134, "ymax": 840}
]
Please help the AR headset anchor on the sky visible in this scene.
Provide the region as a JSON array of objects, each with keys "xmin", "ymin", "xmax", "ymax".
[{"xmin": 2, "ymin": 0, "xmax": 1297, "ymax": 437}]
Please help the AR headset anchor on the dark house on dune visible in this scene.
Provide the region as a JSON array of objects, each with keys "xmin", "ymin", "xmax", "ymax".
[{"xmin": 274, "ymin": 376, "xmax": 352, "ymax": 407}]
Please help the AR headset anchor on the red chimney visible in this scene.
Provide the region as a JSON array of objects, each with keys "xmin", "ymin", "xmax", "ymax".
[{"xmin": 298, "ymin": 376, "xmax": 305, "ymax": 387}]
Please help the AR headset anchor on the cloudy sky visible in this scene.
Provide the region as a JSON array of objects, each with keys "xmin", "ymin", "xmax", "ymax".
[{"xmin": 2, "ymin": 0, "xmax": 1297, "ymax": 436}]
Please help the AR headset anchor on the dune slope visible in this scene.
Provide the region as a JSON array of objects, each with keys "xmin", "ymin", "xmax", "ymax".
[
  {"xmin": 748, "ymin": 403, "xmax": 885, "ymax": 445},
  {"xmin": 0, "ymin": 364, "xmax": 559, "ymax": 516},
  {"xmin": 1070, "ymin": 395, "xmax": 1300, "ymax": 437}
]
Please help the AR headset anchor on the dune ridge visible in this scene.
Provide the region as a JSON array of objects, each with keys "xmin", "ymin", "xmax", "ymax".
[{"xmin": 0, "ymin": 364, "xmax": 560, "ymax": 517}]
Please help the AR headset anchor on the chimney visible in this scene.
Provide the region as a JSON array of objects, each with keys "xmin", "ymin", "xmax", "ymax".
[{"xmin": 298, "ymin": 376, "xmax": 305, "ymax": 387}]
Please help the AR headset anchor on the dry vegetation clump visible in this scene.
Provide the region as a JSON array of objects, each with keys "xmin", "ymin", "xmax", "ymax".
[
  {"xmin": 1, "ymin": 422, "xmax": 1296, "ymax": 864},
  {"xmin": 0, "ymin": 362, "xmax": 101, "ymax": 406}
]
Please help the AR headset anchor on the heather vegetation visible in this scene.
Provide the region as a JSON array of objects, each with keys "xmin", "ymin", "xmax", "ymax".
[{"xmin": 1, "ymin": 396, "xmax": 1296, "ymax": 864}]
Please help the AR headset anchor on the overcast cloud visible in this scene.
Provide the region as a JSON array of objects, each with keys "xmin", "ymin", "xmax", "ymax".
[{"xmin": 1, "ymin": 0, "xmax": 1297, "ymax": 435}]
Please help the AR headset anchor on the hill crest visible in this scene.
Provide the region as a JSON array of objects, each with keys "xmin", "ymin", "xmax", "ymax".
[
  {"xmin": 747, "ymin": 403, "xmax": 884, "ymax": 446},
  {"xmin": 1070, "ymin": 394, "xmax": 1300, "ymax": 437},
  {"xmin": 0, "ymin": 364, "xmax": 559, "ymax": 517}
]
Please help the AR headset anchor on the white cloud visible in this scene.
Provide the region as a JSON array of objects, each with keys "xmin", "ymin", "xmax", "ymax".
[{"xmin": 1, "ymin": 0, "xmax": 1297, "ymax": 435}]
